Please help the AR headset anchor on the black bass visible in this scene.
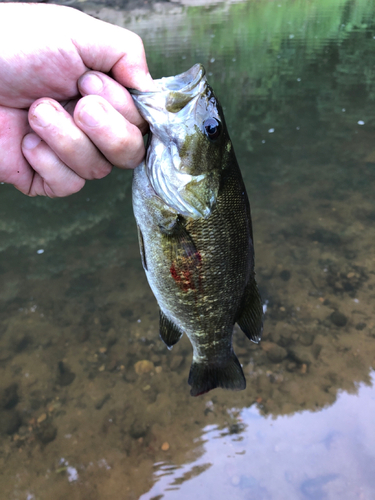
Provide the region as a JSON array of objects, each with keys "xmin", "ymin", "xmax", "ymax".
[{"xmin": 131, "ymin": 64, "xmax": 263, "ymax": 396}]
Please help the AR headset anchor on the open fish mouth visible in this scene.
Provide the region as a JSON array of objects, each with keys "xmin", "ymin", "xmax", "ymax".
[
  {"xmin": 129, "ymin": 64, "xmax": 208, "ymax": 116},
  {"xmin": 151, "ymin": 64, "xmax": 206, "ymax": 94},
  {"xmin": 129, "ymin": 64, "xmax": 219, "ymax": 219},
  {"xmin": 129, "ymin": 63, "xmax": 205, "ymax": 96}
]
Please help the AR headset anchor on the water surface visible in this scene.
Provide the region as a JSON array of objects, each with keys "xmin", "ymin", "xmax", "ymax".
[{"xmin": 1, "ymin": 0, "xmax": 375, "ymax": 499}]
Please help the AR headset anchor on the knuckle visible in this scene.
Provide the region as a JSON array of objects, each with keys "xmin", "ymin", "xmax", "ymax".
[
  {"xmin": 50, "ymin": 177, "xmax": 85, "ymax": 197},
  {"xmin": 66, "ymin": 178, "xmax": 86, "ymax": 196},
  {"xmin": 91, "ymin": 162, "xmax": 112, "ymax": 180},
  {"xmin": 122, "ymin": 135, "xmax": 145, "ymax": 169},
  {"xmin": 111, "ymin": 134, "xmax": 131, "ymax": 158},
  {"xmin": 131, "ymin": 33, "xmax": 145, "ymax": 53}
]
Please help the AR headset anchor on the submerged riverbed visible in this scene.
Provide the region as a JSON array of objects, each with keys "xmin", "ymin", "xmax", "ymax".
[{"xmin": 1, "ymin": 0, "xmax": 375, "ymax": 499}]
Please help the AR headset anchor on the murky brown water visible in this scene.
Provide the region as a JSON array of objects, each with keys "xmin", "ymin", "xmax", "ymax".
[{"xmin": 1, "ymin": 0, "xmax": 375, "ymax": 499}]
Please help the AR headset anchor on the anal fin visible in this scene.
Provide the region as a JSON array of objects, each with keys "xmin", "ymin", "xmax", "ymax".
[
  {"xmin": 188, "ymin": 352, "xmax": 246, "ymax": 397},
  {"xmin": 159, "ymin": 310, "xmax": 183, "ymax": 349},
  {"xmin": 237, "ymin": 278, "xmax": 263, "ymax": 344}
]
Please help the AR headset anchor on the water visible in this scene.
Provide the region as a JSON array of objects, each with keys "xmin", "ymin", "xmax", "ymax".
[{"xmin": 1, "ymin": 0, "xmax": 375, "ymax": 498}]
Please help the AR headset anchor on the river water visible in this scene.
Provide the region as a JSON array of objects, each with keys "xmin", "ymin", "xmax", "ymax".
[{"xmin": 1, "ymin": 0, "xmax": 375, "ymax": 499}]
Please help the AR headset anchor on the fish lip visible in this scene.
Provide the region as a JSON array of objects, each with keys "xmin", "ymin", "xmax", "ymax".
[
  {"xmin": 128, "ymin": 64, "xmax": 206, "ymax": 96},
  {"xmin": 159, "ymin": 63, "xmax": 206, "ymax": 93}
]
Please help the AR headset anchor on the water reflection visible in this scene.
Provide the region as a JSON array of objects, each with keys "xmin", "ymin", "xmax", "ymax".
[
  {"xmin": 1, "ymin": 0, "xmax": 375, "ymax": 498},
  {"xmin": 143, "ymin": 375, "xmax": 375, "ymax": 499}
]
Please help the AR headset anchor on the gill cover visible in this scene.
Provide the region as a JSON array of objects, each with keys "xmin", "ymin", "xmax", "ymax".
[{"xmin": 130, "ymin": 64, "xmax": 221, "ymax": 219}]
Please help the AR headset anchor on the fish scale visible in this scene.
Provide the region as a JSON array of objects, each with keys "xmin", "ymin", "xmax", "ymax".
[{"xmin": 131, "ymin": 64, "xmax": 263, "ymax": 396}]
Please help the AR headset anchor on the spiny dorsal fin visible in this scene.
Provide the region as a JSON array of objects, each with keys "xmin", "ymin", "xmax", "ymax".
[
  {"xmin": 236, "ymin": 278, "xmax": 263, "ymax": 344},
  {"xmin": 159, "ymin": 310, "xmax": 183, "ymax": 349}
]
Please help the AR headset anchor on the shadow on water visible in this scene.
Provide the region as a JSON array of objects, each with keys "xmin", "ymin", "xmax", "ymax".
[{"xmin": 1, "ymin": 0, "xmax": 375, "ymax": 498}]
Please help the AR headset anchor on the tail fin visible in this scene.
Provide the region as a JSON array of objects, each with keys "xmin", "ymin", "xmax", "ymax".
[{"xmin": 188, "ymin": 352, "xmax": 246, "ymax": 397}]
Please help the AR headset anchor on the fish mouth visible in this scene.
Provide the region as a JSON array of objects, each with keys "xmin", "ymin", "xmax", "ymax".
[
  {"xmin": 129, "ymin": 64, "xmax": 206, "ymax": 113},
  {"xmin": 130, "ymin": 64, "xmax": 215, "ymax": 219},
  {"xmin": 154, "ymin": 63, "xmax": 206, "ymax": 94},
  {"xmin": 128, "ymin": 64, "xmax": 208, "ymax": 135},
  {"xmin": 129, "ymin": 64, "xmax": 205, "ymax": 96}
]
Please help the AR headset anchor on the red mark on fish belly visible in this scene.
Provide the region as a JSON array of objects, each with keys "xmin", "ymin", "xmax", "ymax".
[{"xmin": 170, "ymin": 252, "xmax": 202, "ymax": 292}]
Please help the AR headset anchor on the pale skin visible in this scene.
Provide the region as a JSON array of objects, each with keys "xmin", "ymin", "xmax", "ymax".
[{"xmin": 0, "ymin": 3, "xmax": 156, "ymax": 197}]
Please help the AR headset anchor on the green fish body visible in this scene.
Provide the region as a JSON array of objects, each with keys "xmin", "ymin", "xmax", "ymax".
[{"xmin": 131, "ymin": 64, "xmax": 263, "ymax": 396}]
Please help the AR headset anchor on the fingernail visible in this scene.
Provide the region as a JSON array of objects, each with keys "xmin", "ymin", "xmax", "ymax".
[
  {"xmin": 79, "ymin": 102, "xmax": 107, "ymax": 127},
  {"xmin": 23, "ymin": 133, "xmax": 42, "ymax": 150},
  {"xmin": 33, "ymin": 102, "xmax": 57, "ymax": 127},
  {"xmin": 79, "ymin": 73, "xmax": 104, "ymax": 95}
]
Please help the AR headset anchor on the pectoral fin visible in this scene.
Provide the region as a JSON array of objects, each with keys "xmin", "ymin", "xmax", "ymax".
[
  {"xmin": 237, "ymin": 278, "xmax": 263, "ymax": 344},
  {"xmin": 159, "ymin": 310, "xmax": 183, "ymax": 349},
  {"xmin": 137, "ymin": 225, "xmax": 147, "ymax": 271},
  {"xmin": 163, "ymin": 218, "xmax": 202, "ymax": 293}
]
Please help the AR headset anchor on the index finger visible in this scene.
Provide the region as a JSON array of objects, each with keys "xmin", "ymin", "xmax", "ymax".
[
  {"xmin": 78, "ymin": 71, "xmax": 148, "ymax": 134},
  {"xmin": 72, "ymin": 13, "xmax": 156, "ymax": 91}
]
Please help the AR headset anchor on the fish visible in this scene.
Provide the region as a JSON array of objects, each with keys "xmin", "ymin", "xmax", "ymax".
[{"xmin": 130, "ymin": 64, "xmax": 263, "ymax": 396}]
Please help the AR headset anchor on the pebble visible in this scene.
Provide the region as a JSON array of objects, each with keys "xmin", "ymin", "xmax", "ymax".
[
  {"xmin": 267, "ymin": 345, "xmax": 288, "ymax": 363},
  {"xmin": 330, "ymin": 311, "xmax": 348, "ymax": 327},
  {"xmin": 299, "ymin": 332, "xmax": 314, "ymax": 346},
  {"xmin": 106, "ymin": 328, "xmax": 117, "ymax": 347},
  {"xmin": 0, "ymin": 383, "xmax": 19, "ymax": 410},
  {"xmin": 56, "ymin": 362, "xmax": 76, "ymax": 386},
  {"xmin": 98, "ymin": 365, "xmax": 105, "ymax": 372},
  {"xmin": 356, "ymin": 322, "xmax": 367, "ymax": 331},
  {"xmin": 155, "ymin": 366, "xmax": 163, "ymax": 374},
  {"xmin": 286, "ymin": 361, "xmax": 297, "ymax": 372},
  {"xmin": 130, "ymin": 420, "xmax": 148, "ymax": 439},
  {"xmin": 288, "ymin": 346, "xmax": 314, "ymax": 365},
  {"xmin": 37, "ymin": 413, "xmax": 47, "ymax": 424},
  {"xmin": 279, "ymin": 270, "xmax": 291, "ymax": 281},
  {"xmin": 95, "ymin": 394, "xmax": 110, "ymax": 410},
  {"xmin": 170, "ymin": 355, "xmax": 183, "ymax": 370},
  {"xmin": 161, "ymin": 442, "xmax": 170, "ymax": 451},
  {"xmin": 134, "ymin": 360, "xmax": 154, "ymax": 374},
  {"xmin": 0, "ymin": 410, "xmax": 22, "ymax": 435},
  {"xmin": 36, "ymin": 421, "xmax": 57, "ymax": 445}
]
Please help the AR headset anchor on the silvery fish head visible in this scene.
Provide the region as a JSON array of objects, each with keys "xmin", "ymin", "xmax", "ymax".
[{"xmin": 130, "ymin": 64, "xmax": 231, "ymax": 219}]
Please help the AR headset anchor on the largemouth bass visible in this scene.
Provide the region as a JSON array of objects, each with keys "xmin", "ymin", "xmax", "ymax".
[{"xmin": 131, "ymin": 64, "xmax": 263, "ymax": 396}]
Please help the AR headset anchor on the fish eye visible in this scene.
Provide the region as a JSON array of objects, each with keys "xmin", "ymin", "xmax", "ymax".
[{"xmin": 203, "ymin": 118, "xmax": 221, "ymax": 141}]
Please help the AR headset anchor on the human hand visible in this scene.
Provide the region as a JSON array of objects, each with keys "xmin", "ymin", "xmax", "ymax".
[{"xmin": 0, "ymin": 3, "xmax": 154, "ymax": 197}]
